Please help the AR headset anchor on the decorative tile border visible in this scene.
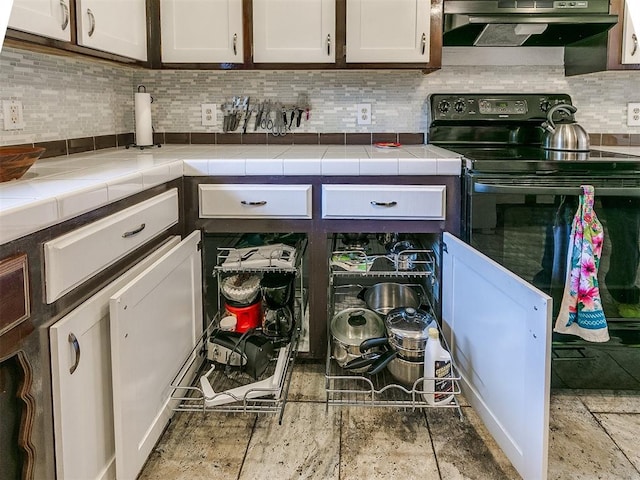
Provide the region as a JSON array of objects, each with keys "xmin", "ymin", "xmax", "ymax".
[{"xmin": 6, "ymin": 132, "xmax": 639, "ymax": 159}]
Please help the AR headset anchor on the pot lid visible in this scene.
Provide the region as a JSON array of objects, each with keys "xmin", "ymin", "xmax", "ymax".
[
  {"xmin": 385, "ymin": 307, "xmax": 435, "ymax": 340},
  {"xmin": 330, "ymin": 308, "xmax": 385, "ymax": 345}
]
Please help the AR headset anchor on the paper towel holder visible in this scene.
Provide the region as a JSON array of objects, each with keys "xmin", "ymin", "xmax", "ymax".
[{"xmin": 127, "ymin": 85, "xmax": 162, "ymax": 150}]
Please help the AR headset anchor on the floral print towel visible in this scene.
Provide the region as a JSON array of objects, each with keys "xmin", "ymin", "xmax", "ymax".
[{"xmin": 554, "ymin": 185, "xmax": 609, "ymax": 342}]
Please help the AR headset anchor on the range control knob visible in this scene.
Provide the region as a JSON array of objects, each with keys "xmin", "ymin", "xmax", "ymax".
[
  {"xmin": 454, "ymin": 100, "xmax": 466, "ymax": 113},
  {"xmin": 539, "ymin": 100, "xmax": 551, "ymax": 112},
  {"xmin": 438, "ymin": 100, "xmax": 451, "ymax": 114}
]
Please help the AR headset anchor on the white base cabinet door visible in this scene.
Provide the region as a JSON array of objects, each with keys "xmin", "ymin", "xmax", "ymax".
[
  {"xmin": 622, "ymin": 1, "xmax": 639, "ymax": 65},
  {"xmin": 346, "ymin": 0, "xmax": 430, "ymax": 63},
  {"xmin": 252, "ymin": 0, "xmax": 335, "ymax": 63},
  {"xmin": 76, "ymin": 0, "xmax": 147, "ymax": 60},
  {"xmin": 160, "ymin": 0, "xmax": 243, "ymax": 63},
  {"xmin": 8, "ymin": 0, "xmax": 71, "ymax": 41},
  {"xmin": 441, "ymin": 233, "xmax": 552, "ymax": 480},
  {"xmin": 50, "ymin": 238, "xmax": 179, "ymax": 480},
  {"xmin": 110, "ymin": 230, "xmax": 203, "ymax": 480}
]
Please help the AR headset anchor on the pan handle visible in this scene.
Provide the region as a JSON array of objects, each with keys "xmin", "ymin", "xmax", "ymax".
[
  {"xmin": 367, "ymin": 350, "xmax": 397, "ymax": 375},
  {"xmin": 359, "ymin": 336, "xmax": 388, "ymax": 353},
  {"xmin": 343, "ymin": 352, "xmax": 382, "ymax": 370}
]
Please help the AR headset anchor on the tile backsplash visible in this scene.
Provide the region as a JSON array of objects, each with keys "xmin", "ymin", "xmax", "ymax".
[{"xmin": 1, "ymin": 46, "xmax": 639, "ymax": 148}]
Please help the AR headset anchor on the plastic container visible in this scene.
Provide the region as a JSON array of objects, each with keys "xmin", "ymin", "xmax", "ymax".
[{"xmin": 423, "ymin": 327, "xmax": 454, "ymax": 406}]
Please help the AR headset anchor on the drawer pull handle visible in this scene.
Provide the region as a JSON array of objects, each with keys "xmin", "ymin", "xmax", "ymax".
[
  {"xmin": 632, "ymin": 33, "xmax": 638, "ymax": 57},
  {"xmin": 370, "ymin": 201, "xmax": 398, "ymax": 207},
  {"xmin": 241, "ymin": 200, "xmax": 267, "ymax": 206},
  {"xmin": 421, "ymin": 33, "xmax": 427, "ymax": 55},
  {"xmin": 233, "ymin": 33, "xmax": 238, "ymax": 55},
  {"xmin": 122, "ymin": 223, "xmax": 146, "ymax": 238},
  {"xmin": 68, "ymin": 333, "xmax": 80, "ymax": 375}
]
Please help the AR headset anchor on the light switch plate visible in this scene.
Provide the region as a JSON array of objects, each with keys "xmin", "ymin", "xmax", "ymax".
[
  {"xmin": 201, "ymin": 103, "xmax": 217, "ymax": 126},
  {"xmin": 627, "ymin": 103, "xmax": 640, "ymax": 126}
]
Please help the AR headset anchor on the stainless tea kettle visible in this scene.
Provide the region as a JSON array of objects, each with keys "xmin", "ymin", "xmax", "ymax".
[{"xmin": 541, "ymin": 104, "xmax": 590, "ymax": 152}]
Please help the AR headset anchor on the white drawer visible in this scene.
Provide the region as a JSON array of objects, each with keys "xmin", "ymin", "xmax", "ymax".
[
  {"xmin": 44, "ymin": 189, "xmax": 179, "ymax": 303},
  {"xmin": 322, "ymin": 185, "xmax": 446, "ymax": 220},
  {"xmin": 199, "ymin": 184, "xmax": 312, "ymax": 219}
]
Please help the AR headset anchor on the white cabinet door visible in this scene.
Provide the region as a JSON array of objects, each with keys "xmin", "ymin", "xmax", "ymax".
[
  {"xmin": 346, "ymin": 0, "xmax": 430, "ymax": 63},
  {"xmin": 76, "ymin": 0, "xmax": 147, "ymax": 60},
  {"xmin": 110, "ymin": 231, "xmax": 203, "ymax": 480},
  {"xmin": 622, "ymin": 1, "xmax": 639, "ymax": 65},
  {"xmin": 8, "ymin": 0, "xmax": 71, "ymax": 41},
  {"xmin": 160, "ymin": 0, "xmax": 243, "ymax": 63},
  {"xmin": 441, "ymin": 233, "xmax": 552, "ymax": 480},
  {"xmin": 50, "ymin": 238, "xmax": 179, "ymax": 480},
  {"xmin": 252, "ymin": 0, "xmax": 335, "ymax": 63}
]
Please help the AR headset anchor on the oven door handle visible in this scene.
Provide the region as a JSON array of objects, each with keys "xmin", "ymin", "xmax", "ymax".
[{"xmin": 473, "ymin": 182, "xmax": 640, "ymax": 197}]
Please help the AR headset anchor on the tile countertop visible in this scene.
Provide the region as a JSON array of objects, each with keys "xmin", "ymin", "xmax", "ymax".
[{"xmin": 0, "ymin": 144, "xmax": 460, "ymax": 246}]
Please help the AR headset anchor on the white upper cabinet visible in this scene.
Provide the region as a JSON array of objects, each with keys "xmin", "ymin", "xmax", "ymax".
[
  {"xmin": 622, "ymin": 1, "xmax": 639, "ymax": 64},
  {"xmin": 252, "ymin": 0, "xmax": 335, "ymax": 63},
  {"xmin": 161, "ymin": 0, "xmax": 243, "ymax": 63},
  {"xmin": 76, "ymin": 0, "xmax": 147, "ymax": 61},
  {"xmin": 8, "ymin": 0, "xmax": 72, "ymax": 41},
  {"xmin": 346, "ymin": 0, "xmax": 430, "ymax": 63}
]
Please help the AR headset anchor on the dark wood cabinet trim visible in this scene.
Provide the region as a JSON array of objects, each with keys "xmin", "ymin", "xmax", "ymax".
[{"xmin": 0, "ymin": 254, "xmax": 30, "ymax": 336}]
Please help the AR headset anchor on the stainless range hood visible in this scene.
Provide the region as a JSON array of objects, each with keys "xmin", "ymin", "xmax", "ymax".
[{"xmin": 443, "ymin": 0, "xmax": 618, "ymax": 47}]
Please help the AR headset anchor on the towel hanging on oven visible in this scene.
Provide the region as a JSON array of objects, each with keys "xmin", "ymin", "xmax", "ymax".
[{"xmin": 554, "ymin": 185, "xmax": 609, "ymax": 342}]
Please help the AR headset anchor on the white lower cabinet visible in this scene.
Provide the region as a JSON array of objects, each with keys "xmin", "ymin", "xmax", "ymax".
[
  {"xmin": 441, "ymin": 233, "xmax": 551, "ymax": 480},
  {"xmin": 50, "ymin": 230, "xmax": 203, "ymax": 480},
  {"xmin": 50, "ymin": 237, "xmax": 179, "ymax": 480}
]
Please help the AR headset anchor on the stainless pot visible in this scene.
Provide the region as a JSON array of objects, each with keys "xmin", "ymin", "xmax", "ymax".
[
  {"xmin": 361, "ymin": 282, "xmax": 420, "ymax": 315},
  {"xmin": 385, "ymin": 307, "xmax": 436, "ymax": 357},
  {"xmin": 330, "ymin": 308, "xmax": 385, "ymax": 371},
  {"xmin": 541, "ymin": 104, "xmax": 590, "ymax": 152},
  {"xmin": 386, "ymin": 356, "xmax": 423, "ymax": 387}
]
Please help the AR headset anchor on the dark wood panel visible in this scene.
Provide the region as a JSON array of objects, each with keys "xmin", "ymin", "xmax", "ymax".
[{"xmin": 0, "ymin": 254, "xmax": 30, "ymax": 336}]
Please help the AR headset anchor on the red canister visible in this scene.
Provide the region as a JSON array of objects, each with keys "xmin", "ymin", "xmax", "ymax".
[{"xmin": 224, "ymin": 297, "xmax": 262, "ymax": 333}]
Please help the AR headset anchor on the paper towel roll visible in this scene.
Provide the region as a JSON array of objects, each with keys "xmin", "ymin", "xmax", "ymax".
[{"xmin": 134, "ymin": 92, "xmax": 153, "ymax": 146}]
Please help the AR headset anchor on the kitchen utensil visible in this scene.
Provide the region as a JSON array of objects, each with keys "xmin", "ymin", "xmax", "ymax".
[
  {"xmin": 330, "ymin": 308, "xmax": 385, "ymax": 370},
  {"xmin": 224, "ymin": 297, "xmax": 262, "ymax": 333},
  {"xmin": 386, "ymin": 355, "xmax": 424, "ymax": 387},
  {"xmin": 541, "ymin": 104, "xmax": 590, "ymax": 152},
  {"xmin": 262, "ymin": 304, "xmax": 294, "ymax": 338},
  {"xmin": 388, "ymin": 240, "xmax": 418, "ymax": 271},
  {"xmin": 221, "ymin": 244, "xmax": 296, "ymax": 270},
  {"xmin": 220, "ymin": 273, "xmax": 261, "ymax": 304},
  {"xmin": 0, "ymin": 146, "xmax": 46, "ymax": 182},
  {"xmin": 341, "ymin": 233, "xmax": 369, "ymax": 248},
  {"xmin": 360, "ymin": 282, "xmax": 420, "ymax": 315},
  {"xmin": 260, "ymin": 272, "xmax": 295, "ymax": 308},
  {"xmin": 384, "ymin": 306, "xmax": 437, "ymax": 357}
]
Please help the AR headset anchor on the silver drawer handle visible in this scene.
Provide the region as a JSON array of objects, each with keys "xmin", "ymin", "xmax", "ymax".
[
  {"xmin": 327, "ymin": 34, "xmax": 331, "ymax": 56},
  {"xmin": 421, "ymin": 33, "xmax": 426, "ymax": 55},
  {"xmin": 632, "ymin": 33, "xmax": 638, "ymax": 57},
  {"xmin": 370, "ymin": 201, "xmax": 398, "ymax": 207},
  {"xmin": 233, "ymin": 33, "xmax": 238, "ymax": 55},
  {"xmin": 122, "ymin": 223, "xmax": 146, "ymax": 238},
  {"xmin": 60, "ymin": 0, "xmax": 69, "ymax": 31},
  {"xmin": 241, "ymin": 200, "xmax": 267, "ymax": 206},
  {"xmin": 87, "ymin": 8, "xmax": 96, "ymax": 37},
  {"xmin": 68, "ymin": 333, "xmax": 80, "ymax": 375}
]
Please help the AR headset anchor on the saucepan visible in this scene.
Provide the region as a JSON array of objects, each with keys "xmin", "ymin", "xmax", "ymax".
[
  {"xmin": 358, "ymin": 282, "xmax": 421, "ymax": 315},
  {"xmin": 330, "ymin": 307, "xmax": 386, "ymax": 372}
]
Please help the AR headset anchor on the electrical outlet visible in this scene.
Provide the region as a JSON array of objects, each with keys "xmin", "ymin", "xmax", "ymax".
[
  {"xmin": 357, "ymin": 103, "xmax": 372, "ymax": 125},
  {"xmin": 3, "ymin": 100, "xmax": 25, "ymax": 130},
  {"xmin": 201, "ymin": 103, "xmax": 217, "ymax": 126},
  {"xmin": 627, "ymin": 102, "xmax": 640, "ymax": 127}
]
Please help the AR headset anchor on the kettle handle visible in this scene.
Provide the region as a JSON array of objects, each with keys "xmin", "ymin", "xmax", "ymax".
[{"xmin": 545, "ymin": 104, "xmax": 577, "ymax": 129}]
